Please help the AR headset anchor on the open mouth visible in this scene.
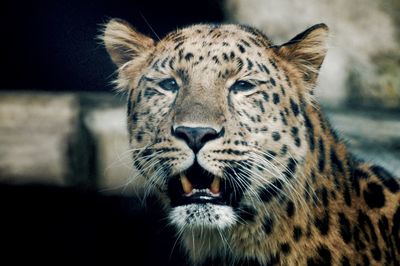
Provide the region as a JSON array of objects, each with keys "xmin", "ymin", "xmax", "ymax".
[{"xmin": 167, "ymin": 162, "xmax": 230, "ymax": 207}]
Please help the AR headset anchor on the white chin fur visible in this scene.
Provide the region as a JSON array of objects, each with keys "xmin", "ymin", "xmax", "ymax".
[{"xmin": 169, "ymin": 203, "xmax": 236, "ymax": 230}]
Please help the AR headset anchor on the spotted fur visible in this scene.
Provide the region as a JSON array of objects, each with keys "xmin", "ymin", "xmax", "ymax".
[{"xmin": 102, "ymin": 19, "xmax": 400, "ymax": 265}]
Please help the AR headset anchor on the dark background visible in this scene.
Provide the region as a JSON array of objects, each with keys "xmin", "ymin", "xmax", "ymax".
[
  {"xmin": 0, "ymin": 1, "xmax": 223, "ymax": 265},
  {"xmin": 1, "ymin": 0, "xmax": 224, "ymax": 92}
]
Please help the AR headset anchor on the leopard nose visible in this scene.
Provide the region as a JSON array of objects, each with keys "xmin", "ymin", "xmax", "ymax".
[{"xmin": 172, "ymin": 126, "xmax": 224, "ymax": 153}]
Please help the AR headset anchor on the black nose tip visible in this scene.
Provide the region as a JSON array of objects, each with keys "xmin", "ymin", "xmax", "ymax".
[{"xmin": 172, "ymin": 126, "xmax": 223, "ymax": 153}]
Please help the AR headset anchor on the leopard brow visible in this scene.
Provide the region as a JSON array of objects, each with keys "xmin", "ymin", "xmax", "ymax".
[
  {"xmin": 253, "ymin": 80, "xmax": 268, "ymax": 85},
  {"xmin": 241, "ymin": 79, "xmax": 268, "ymax": 86},
  {"xmin": 143, "ymin": 76, "xmax": 156, "ymax": 82}
]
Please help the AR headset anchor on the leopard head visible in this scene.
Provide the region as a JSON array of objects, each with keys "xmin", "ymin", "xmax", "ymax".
[{"xmin": 102, "ymin": 19, "xmax": 328, "ymax": 232}]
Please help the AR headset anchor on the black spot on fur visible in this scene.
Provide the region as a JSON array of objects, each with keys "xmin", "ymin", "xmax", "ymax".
[
  {"xmin": 280, "ymin": 85, "xmax": 286, "ymax": 96},
  {"xmin": 280, "ymin": 144, "xmax": 288, "ymax": 156},
  {"xmin": 353, "ymin": 227, "xmax": 366, "ymax": 251},
  {"xmin": 294, "ymin": 137, "xmax": 301, "ymax": 147},
  {"xmin": 212, "ymin": 55, "xmax": 220, "ymax": 64},
  {"xmin": 272, "ymin": 132, "xmax": 281, "ymax": 141},
  {"xmin": 307, "ymin": 245, "xmax": 331, "ymax": 266},
  {"xmin": 378, "ymin": 216, "xmax": 389, "ymax": 245},
  {"xmin": 272, "ymin": 93, "xmax": 280, "ymax": 104},
  {"xmin": 279, "ymin": 111, "xmax": 288, "ymax": 125},
  {"xmin": 280, "ymin": 243, "xmax": 291, "ymax": 255},
  {"xmin": 372, "ymin": 247, "xmax": 382, "ymax": 262},
  {"xmin": 371, "ymin": 165, "xmax": 399, "ymax": 193},
  {"xmin": 127, "ymin": 89, "xmax": 134, "ymax": 115},
  {"xmin": 352, "ymin": 167, "xmax": 368, "ymax": 197},
  {"xmin": 318, "ymin": 138, "xmax": 326, "ymax": 172},
  {"xmin": 176, "ymin": 69, "xmax": 189, "ymax": 84},
  {"xmin": 321, "ymin": 186, "xmax": 329, "ymax": 207},
  {"xmin": 261, "ymin": 92, "xmax": 269, "ymax": 102},
  {"xmin": 240, "ymin": 39, "xmax": 251, "ymax": 47},
  {"xmin": 283, "ymin": 158, "xmax": 297, "ymax": 179},
  {"xmin": 136, "ymin": 90, "xmax": 142, "ymax": 104},
  {"xmin": 341, "ymin": 256, "xmax": 350, "ymax": 266},
  {"xmin": 224, "ymin": 164, "xmax": 248, "ymax": 207},
  {"xmin": 269, "ymin": 59, "xmax": 278, "ymax": 70},
  {"xmin": 131, "ymin": 112, "xmax": 138, "ymax": 125},
  {"xmin": 330, "ymin": 149, "xmax": 344, "ymax": 173},
  {"xmin": 261, "ymin": 64, "xmax": 270, "ymax": 74},
  {"xmin": 358, "ymin": 210, "xmax": 382, "ymax": 261},
  {"xmin": 236, "ymin": 205, "xmax": 258, "ymax": 222},
  {"xmin": 255, "ymin": 100, "xmax": 265, "ymax": 113},
  {"xmin": 293, "ymin": 226, "xmax": 303, "ymax": 242},
  {"xmin": 391, "ymin": 207, "xmax": 400, "ymax": 253},
  {"xmin": 260, "ymin": 180, "xmax": 283, "ymax": 203},
  {"xmin": 303, "ymin": 113, "xmax": 315, "ymax": 151},
  {"xmin": 343, "ymin": 180, "xmax": 352, "ymax": 207},
  {"xmin": 222, "ymin": 53, "xmax": 229, "ymax": 62},
  {"xmin": 338, "ymin": 212, "xmax": 352, "ymax": 243},
  {"xmin": 169, "ymin": 56, "xmax": 176, "ymax": 69},
  {"xmin": 236, "ymin": 58, "xmax": 244, "ymax": 72},
  {"xmin": 184, "ymin": 53, "xmax": 194, "ymax": 61},
  {"xmin": 136, "ymin": 129, "xmax": 146, "ymax": 142},
  {"xmin": 315, "ymin": 211, "xmax": 330, "ymax": 235},
  {"xmin": 377, "ymin": 215, "xmax": 398, "ymax": 264},
  {"xmin": 286, "ymin": 201, "xmax": 295, "ymax": 218},
  {"xmin": 174, "ymin": 41, "xmax": 184, "ymax": 50},
  {"xmin": 177, "ymin": 49, "xmax": 184, "ymax": 61},
  {"xmin": 249, "ymin": 36, "xmax": 263, "ymax": 47},
  {"xmin": 270, "ymin": 78, "xmax": 276, "ymax": 86},
  {"xmin": 237, "ymin": 44, "xmax": 245, "ymax": 53},
  {"xmin": 160, "ymin": 56, "xmax": 170, "ymax": 68},
  {"xmin": 239, "ymin": 24, "xmax": 268, "ymax": 39},
  {"xmin": 363, "ymin": 182, "xmax": 385, "ymax": 208},
  {"xmin": 264, "ymin": 150, "xmax": 277, "ymax": 160},
  {"xmin": 290, "ymin": 98, "xmax": 299, "ymax": 116},
  {"xmin": 263, "ymin": 215, "xmax": 274, "ymax": 235},
  {"xmin": 362, "ymin": 255, "xmax": 370, "ymax": 266},
  {"xmin": 246, "ymin": 58, "xmax": 254, "ymax": 71}
]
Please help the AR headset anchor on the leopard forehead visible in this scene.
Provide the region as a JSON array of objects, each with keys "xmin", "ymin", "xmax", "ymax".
[
  {"xmin": 161, "ymin": 24, "xmax": 272, "ymax": 48},
  {"xmin": 148, "ymin": 24, "xmax": 275, "ymax": 72}
]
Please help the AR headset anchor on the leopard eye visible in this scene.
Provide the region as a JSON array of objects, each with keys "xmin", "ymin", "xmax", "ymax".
[
  {"xmin": 158, "ymin": 78, "xmax": 179, "ymax": 92},
  {"xmin": 229, "ymin": 80, "xmax": 255, "ymax": 92}
]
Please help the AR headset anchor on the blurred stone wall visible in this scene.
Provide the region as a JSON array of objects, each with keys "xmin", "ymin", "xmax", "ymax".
[
  {"xmin": 224, "ymin": 0, "xmax": 400, "ymax": 109},
  {"xmin": 0, "ymin": 93, "xmax": 80, "ymax": 185},
  {"xmin": 0, "ymin": 91, "xmax": 131, "ymax": 192}
]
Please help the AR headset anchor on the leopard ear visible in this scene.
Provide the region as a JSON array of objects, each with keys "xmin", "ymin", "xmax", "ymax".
[
  {"xmin": 101, "ymin": 18, "xmax": 155, "ymax": 67},
  {"xmin": 276, "ymin": 23, "xmax": 329, "ymax": 85}
]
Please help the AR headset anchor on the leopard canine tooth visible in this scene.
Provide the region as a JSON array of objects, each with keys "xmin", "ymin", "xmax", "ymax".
[
  {"xmin": 210, "ymin": 176, "xmax": 221, "ymax": 194},
  {"xmin": 180, "ymin": 174, "xmax": 193, "ymax": 194}
]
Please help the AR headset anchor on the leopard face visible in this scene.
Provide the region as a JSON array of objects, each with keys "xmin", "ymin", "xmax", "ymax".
[
  {"xmin": 102, "ymin": 20, "xmax": 328, "ymax": 232},
  {"xmin": 102, "ymin": 20, "xmax": 400, "ymax": 265}
]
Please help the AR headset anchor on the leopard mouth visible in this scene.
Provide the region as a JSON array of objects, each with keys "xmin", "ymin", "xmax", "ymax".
[{"xmin": 167, "ymin": 161, "xmax": 231, "ymax": 207}]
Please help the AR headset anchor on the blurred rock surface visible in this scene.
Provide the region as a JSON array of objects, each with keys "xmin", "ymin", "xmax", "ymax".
[{"xmin": 0, "ymin": 92, "xmax": 80, "ymax": 185}]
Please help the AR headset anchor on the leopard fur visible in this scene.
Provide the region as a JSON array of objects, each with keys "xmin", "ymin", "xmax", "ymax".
[{"xmin": 102, "ymin": 19, "xmax": 400, "ymax": 265}]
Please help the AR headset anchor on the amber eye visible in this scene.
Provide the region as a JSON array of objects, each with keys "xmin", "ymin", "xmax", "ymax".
[
  {"xmin": 158, "ymin": 78, "xmax": 179, "ymax": 92},
  {"xmin": 229, "ymin": 80, "xmax": 255, "ymax": 92}
]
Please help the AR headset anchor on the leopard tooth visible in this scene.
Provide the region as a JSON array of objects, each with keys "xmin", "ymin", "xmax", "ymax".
[
  {"xmin": 180, "ymin": 174, "xmax": 193, "ymax": 194},
  {"xmin": 210, "ymin": 176, "xmax": 221, "ymax": 195}
]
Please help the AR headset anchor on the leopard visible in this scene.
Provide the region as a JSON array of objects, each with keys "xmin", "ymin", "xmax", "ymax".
[{"xmin": 101, "ymin": 18, "xmax": 400, "ymax": 265}]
